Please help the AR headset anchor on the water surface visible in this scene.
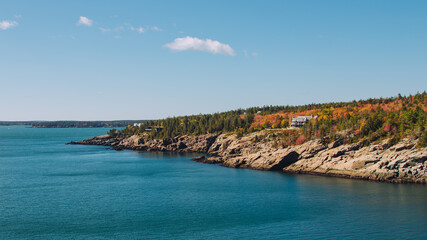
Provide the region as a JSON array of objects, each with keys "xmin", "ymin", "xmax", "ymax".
[{"xmin": 0, "ymin": 126, "xmax": 426, "ymax": 239}]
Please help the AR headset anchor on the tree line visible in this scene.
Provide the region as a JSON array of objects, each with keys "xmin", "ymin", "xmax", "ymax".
[{"xmin": 110, "ymin": 92, "xmax": 427, "ymax": 147}]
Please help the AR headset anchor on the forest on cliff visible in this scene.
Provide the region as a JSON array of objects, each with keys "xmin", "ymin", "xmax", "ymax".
[{"xmin": 110, "ymin": 92, "xmax": 427, "ymax": 148}]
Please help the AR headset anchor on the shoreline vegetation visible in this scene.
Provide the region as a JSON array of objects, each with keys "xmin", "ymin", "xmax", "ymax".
[{"xmin": 72, "ymin": 92, "xmax": 425, "ymax": 183}]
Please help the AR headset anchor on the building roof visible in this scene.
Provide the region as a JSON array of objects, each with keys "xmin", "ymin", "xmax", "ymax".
[{"xmin": 292, "ymin": 115, "xmax": 316, "ymax": 121}]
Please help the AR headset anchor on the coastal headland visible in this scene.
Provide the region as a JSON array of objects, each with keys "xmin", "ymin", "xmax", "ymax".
[
  {"xmin": 69, "ymin": 93, "xmax": 427, "ymax": 183},
  {"xmin": 69, "ymin": 131, "xmax": 427, "ymax": 184}
]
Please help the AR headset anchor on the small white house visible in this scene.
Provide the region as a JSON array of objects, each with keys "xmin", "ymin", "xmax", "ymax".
[{"xmin": 291, "ymin": 115, "xmax": 318, "ymax": 127}]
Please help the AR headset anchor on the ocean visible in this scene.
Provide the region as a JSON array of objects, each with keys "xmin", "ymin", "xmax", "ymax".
[{"xmin": 0, "ymin": 126, "xmax": 426, "ymax": 239}]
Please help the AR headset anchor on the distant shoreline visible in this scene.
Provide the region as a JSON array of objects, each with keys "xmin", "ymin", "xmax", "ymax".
[
  {"xmin": 31, "ymin": 126, "xmax": 121, "ymax": 128},
  {"xmin": 0, "ymin": 120, "xmax": 147, "ymax": 128}
]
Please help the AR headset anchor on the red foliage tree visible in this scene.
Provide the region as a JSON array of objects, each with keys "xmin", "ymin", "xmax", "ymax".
[
  {"xmin": 383, "ymin": 123, "xmax": 391, "ymax": 132},
  {"xmin": 295, "ymin": 135, "xmax": 306, "ymax": 145}
]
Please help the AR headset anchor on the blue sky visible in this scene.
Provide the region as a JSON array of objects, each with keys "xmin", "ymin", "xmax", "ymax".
[{"xmin": 1, "ymin": 0, "xmax": 426, "ymax": 121}]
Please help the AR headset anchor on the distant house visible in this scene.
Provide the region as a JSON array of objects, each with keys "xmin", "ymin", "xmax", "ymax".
[
  {"xmin": 133, "ymin": 123, "xmax": 143, "ymax": 127},
  {"xmin": 291, "ymin": 115, "xmax": 318, "ymax": 127}
]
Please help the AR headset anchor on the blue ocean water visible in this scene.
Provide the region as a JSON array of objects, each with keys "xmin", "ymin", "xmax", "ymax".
[{"xmin": 0, "ymin": 126, "xmax": 426, "ymax": 239}]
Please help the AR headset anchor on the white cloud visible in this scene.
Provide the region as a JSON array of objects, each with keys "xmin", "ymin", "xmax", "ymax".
[
  {"xmin": 77, "ymin": 16, "xmax": 93, "ymax": 26},
  {"xmin": 243, "ymin": 50, "xmax": 258, "ymax": 57},
  {"xmin": 164, "ymin": 36, "xmax": 235, "ymax": 56},
  {"xmin": 99, "ymin": 26, "xmax": 123, "ymax": 33},
  {"xmin": 151, "ymin": 26, "xmax": 161, "ymax": 31},
  {"xmin": 130, "ymin": 26, "xmax": 144, "ymax": 33},
  {"xmin": 0, "ymin": 20, "xmax": 18, "ymax": 30},
  {"xmin": 99, "ymin": 27, "xmax": 111, "ymax": 33}
]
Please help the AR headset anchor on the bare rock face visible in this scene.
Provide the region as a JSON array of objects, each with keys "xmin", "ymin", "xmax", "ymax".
[
  {"xmin": 68, "ymin": 134, "xmax": 123, "ymax": 147},
  {"xmin": 283, "ymin": 138, "xmax": 427, "ymax": 183},
  {"xmin": 202, "ymin": 132, "xmax": 426, "ymax": 183},
  {"xmin": 69, "ymin": 134, "xmax": 218, "ymax": 153},
  {"xmin": 70, "ymin": 131, "xmax": 427, "ymax": 184}
]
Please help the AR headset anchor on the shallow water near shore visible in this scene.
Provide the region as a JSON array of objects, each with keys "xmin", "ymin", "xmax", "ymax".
[{"xmin": 0, "ymin": 126, "xmax": 426, "ymax": 239}]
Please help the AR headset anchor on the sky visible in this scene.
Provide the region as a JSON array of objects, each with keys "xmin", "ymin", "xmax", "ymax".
[{"xmin": 1, "ymin": 0, "xmax": 426, "ymax": 121}]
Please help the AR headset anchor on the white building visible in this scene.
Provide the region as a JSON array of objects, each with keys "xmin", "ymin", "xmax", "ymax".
[{"xmin": 291, "ymin": 115, "xmax": 318, "ymax": 127}]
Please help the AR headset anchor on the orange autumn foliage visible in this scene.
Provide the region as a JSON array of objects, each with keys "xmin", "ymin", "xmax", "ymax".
[{"xmin": 250, "ymin": 96, "xmax": 426, "ymax": 130}]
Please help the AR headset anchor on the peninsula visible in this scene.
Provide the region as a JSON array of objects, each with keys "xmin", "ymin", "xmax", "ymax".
[{"xmin": 69, "ymin": 93, "xmax": 427, "ymax": 184}]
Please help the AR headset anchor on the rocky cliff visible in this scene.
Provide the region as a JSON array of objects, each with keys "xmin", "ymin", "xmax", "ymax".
[
  {"xmin": 69, "ymin": 131, "xmax": 427, "ymax": 184},
  {"xmin": 68, "ymin": 134, "xmax": 218, "ymax": 153},
  {"xmin": 201, "ymin": 132, "xmax": 427, "ymax": 184}
]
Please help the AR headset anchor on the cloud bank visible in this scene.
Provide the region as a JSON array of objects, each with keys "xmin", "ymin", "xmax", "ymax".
[
  {"xmin": 165, "ymin": 36, "xmax": 235, "ymax": 56},
  {"xmin": 0, "ymin": 20, "xmax": 18, "ymax": 30},
  {"xmin": 77, "ymin": 16, "xmax": 93, "ymax": 26}
]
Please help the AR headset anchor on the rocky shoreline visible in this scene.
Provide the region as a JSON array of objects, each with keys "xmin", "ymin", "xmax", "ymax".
[{"xmin": 68, "ymin": 131, "xmax": 427, "ymax": 184}]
